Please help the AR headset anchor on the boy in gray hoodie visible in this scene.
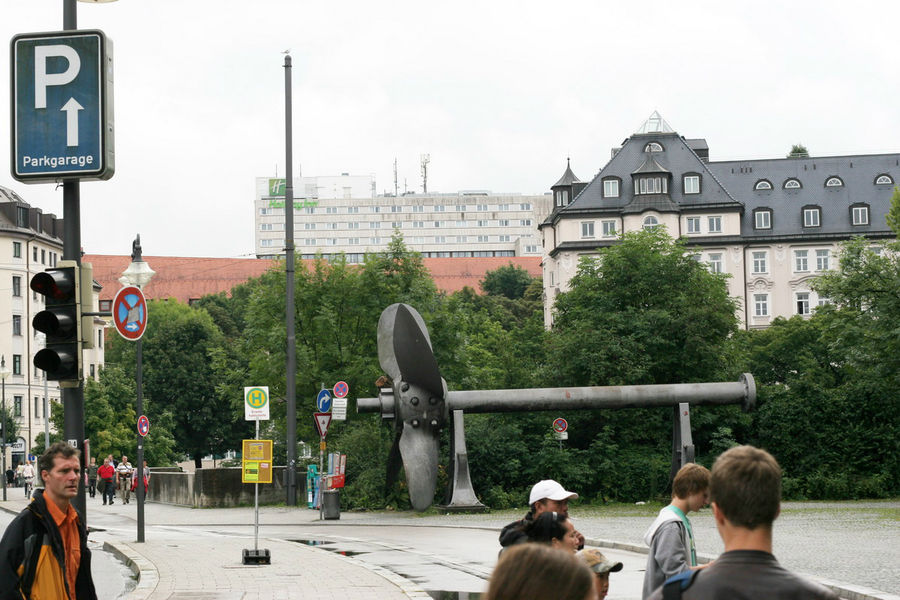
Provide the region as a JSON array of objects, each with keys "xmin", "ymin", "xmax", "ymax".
[{"xmin": 641, "ymin": 463, "xmax": 710, "ymax": 599}]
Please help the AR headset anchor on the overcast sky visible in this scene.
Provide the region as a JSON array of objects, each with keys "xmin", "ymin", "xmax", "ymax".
[{"xmin": 2, "ymin": 1, "xmax": 898, "ymax": 258}]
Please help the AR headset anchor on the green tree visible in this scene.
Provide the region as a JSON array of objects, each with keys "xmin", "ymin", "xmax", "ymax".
[
  {"xmin": 542, "ymin": 228, "xmax": 741, "ymax": 501},
  {"xmin": 480, "ymin": 263, "xmax": 536, "ymax": 299},
  {"xmin": 886, "ymin": 186, "xmax": 900, "ymax": 236},
  {"xmin": 106, "ymin": 300, "xmax": 237, "ymax": 467}
]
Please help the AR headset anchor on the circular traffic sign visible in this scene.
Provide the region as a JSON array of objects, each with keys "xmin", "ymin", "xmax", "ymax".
[
  {"xmin": 333, "ymin": 381, "xmax": 349, "ymax": 398},
  {"xmin": 137, "ymin": 415, "xmax": 150, "ymax": 437},
  {"xmin": 552, "ymin": 417, "xmax": 568, "ymax": 433},
  {"xmin": 316, "ymin": 389, "xmax": 332, "ymax": 412},
  {"xmin": 113, "ymin": 286, "xmax": 148, "ymax": 341}
]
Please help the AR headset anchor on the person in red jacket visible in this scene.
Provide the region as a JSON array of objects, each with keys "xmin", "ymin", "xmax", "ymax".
[{"xmin": 97, "ymin": 456, "xmax": 116, "ymax": 505}]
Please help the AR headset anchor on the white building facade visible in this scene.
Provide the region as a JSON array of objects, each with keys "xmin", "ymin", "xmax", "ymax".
[
  {"xmin": 254, "ymin": 176, "xmax": 550, "ymax": 261},
  {"xmin": 540, "ymin": 113, "xmax": 898, "ymax": 328},
  {"xmin": 0, "ymin": 185, "xmax": 104, "ymax": 468}
]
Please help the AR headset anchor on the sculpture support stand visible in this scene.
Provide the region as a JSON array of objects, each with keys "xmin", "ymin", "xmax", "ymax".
[{"xmin": 440, "ymin": 410, "xmax": 486, "ymax": 511}]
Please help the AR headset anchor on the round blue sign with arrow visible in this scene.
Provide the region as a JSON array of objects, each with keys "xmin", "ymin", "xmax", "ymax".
[{"xmin": 316, "ymin": 389, "xmax": 332, "ymax": 412}]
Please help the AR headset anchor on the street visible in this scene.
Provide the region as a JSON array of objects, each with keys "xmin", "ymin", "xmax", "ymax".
[{"xmin": 1, "ymin": 497, "xmax": 898, "ymax": 599}]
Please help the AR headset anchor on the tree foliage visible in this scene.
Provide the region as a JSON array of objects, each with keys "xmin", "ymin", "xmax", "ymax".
[
  {"xmin": 788, "ymin": 144, "xmax": 810, "ymax": 158},
  {"xmin": 480, "ymin": 263, "xmax": 536, "ymax": 299}
]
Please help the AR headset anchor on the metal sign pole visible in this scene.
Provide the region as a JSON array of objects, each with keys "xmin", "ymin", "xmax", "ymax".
[
  {"xmin": 318, "ymin": 436, "xmax": 324, "ymax": 520},
  {"xmin": 254, "ymin": 419, "xmax": 260, "ymax": 551}
]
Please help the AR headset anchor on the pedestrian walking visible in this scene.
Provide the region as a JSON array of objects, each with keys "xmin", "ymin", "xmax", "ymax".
[
  {"xmin": 97, "ymin": 457, "xmax": 116, "ymax": 505},
  {"xmin": 87, "ymin": 456, "xmax": 98, "ymax": 498},
  {"xmin": 499, "ymin": 479, "xmax": 585, "ymax": 551},
  {"xmin": 21, "ymin": 460, "xmax": 35, "ymax": 498},
  {"xmin": 116, "ymin": 455, "xmax": 134, "ymax": 504}
]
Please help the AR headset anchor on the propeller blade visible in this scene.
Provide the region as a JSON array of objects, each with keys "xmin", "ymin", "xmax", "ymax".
[
  {"xmin": 399, "ymin": 423, "xmax": 441, "ymax": 511},
  {"xmin": 392, "ymin": 304, "xmax": 443, "ymax": 395}
]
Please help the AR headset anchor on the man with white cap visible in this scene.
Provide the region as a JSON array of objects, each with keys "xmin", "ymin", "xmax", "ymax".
[
  {"xmin": 499, "ymin": 479, "xmax": 585, "ymax": 551},
  {"xmin": 579, "ymin": 548, "xmax": 624, "ymax": 600}
]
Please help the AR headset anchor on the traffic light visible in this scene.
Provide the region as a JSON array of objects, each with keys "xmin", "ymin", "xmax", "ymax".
[{"xmin": 31, "ymin": 261, "xmax": 81, "ymax": 384}]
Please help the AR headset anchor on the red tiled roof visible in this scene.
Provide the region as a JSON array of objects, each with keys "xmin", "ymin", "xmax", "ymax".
[{"xmin": 84, "ymin": 254, "xmax": 542, "ymax": 304}]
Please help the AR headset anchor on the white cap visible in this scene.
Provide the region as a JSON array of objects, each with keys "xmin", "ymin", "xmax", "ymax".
[{"xmin": 528, "ymin": 479, "xmax": 578, "ymax": 505}]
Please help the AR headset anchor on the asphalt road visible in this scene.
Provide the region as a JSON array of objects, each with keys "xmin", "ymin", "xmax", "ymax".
[{"xmin": 1, "ymin": 497, "xmax": 897, "ymax": 599}]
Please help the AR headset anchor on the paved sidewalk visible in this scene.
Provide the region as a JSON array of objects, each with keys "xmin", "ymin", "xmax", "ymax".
[{"xmin": 0, "ymin": 497, "xmax": 425, "ymax": 600}]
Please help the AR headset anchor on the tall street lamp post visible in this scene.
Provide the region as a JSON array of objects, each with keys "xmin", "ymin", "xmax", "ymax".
[
  {"xmin": 119, "ymin": 235, "xmax": 154, "ymax": 542},
  {"xmin": 0, "ymin": 356, "xmax": 10, "ymax": 501}
]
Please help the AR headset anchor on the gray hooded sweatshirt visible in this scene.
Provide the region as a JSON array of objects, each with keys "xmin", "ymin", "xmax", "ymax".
[{"xmin": 641, "ymin": 506, "xmax": 692, "ymax": 599}]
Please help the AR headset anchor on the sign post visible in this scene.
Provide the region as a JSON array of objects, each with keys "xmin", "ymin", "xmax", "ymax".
[{"xmin": 242, "ymin": 386, "xmax": 271, "ymax": 565}]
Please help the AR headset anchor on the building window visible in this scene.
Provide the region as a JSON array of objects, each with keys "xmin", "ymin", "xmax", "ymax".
[
  {"xmin": 875, "ymin": 174, "xmax": 894, "ymax": 185},
  {"xmin": 370, "ymin": 237, "xmax": 381, "ymax": 245},
  {"xmin": 499, "ymin": 235, "xmax": 511, "ymax": 242},
  {"xmin": 455, "ymin": 205, "xmax": 466, "ymax": 212},
  {"xmin": 456, "ymin": 236, "xmax": 467, "ymax": 243},
  {"xmin": 348, "ymin": 206, "xmax": 359, "ymax": 214},
  {"xmin": 99, "ymin": 299, "xmax": 112, "ymax": 312},
  {"xmin": 601, "ymin": 220, "xmax": 617, "ymax": 237},
  {"xmin": 851, "ymin": 205, "xmax": 869, "ymax": 225},
  {"xmin": 803, "ymin": 207, "xmax": 821, "ymax": 228},
  {"xmin": 12, "ymin": 276, "xmax": 21, "ymax": 297},
  {"xmin": 825, "ymin": 176, "xmax": 844, "ymax": 187},
  {"xmin": 348, "ymin": 222, "xmax": 360, "ymax": 230},
  {"xmin": 796, "ymin": 292, "xmax": 810, "ymax": 316},
  {"xmin": 413, "ymin": 221, "xmax": 424, "ymax": 228},
  {"xmin": 754, "ymin": 294, "xmax": 769, "ymax": 317},
  {"xmin": 33, "ymin": 247, "xmax": 38, "ymax": 261},
  {"xmin": 784, "ymin": 178, "xmax": 802, "ymax": 189},
  {"xmin": 520, "ymin": 219, "xmax": 532, "ymax": 226},
  {"xmin": 795, "ymin": 249, "xmax": 809, "ymax": 272},
  {"xmin": 499, "ymin": 219, "xmax": 510, "ymax": 227},
  {"xmin": 686, "ymin": 217, "xmax": 701, "ymax": 234},
  {"xmin": 390, "ymin": 206, "xmax": 402, "ymax": 213},
  {"xmin": 754, "ymin": 180, "xmax": 773, "ymax": 191},
  {"xmin": 13, "ymin": 355, "xmax": 21, "ymax": 375},
  {"xmin": 637, "ymin": 177, "xmax": 667, "ymax": 195},
  {"xmin": 98, "ymin": 330, "xmax": 103, "ymax": 348},
  {"xmin": 754, "ymin": 210, "xmax": 772, "ymax": 230},
  {"xmin": 435, "ymin": 236, "xmax": 446, "ymax": 244},
  {"xmin": 476, "ymin": 220, "xmax": 488, "ymax": 227},
  {"xmin": 816, "ymin": 249, "xmax": 830, "ymax": 271},
  {"xmin": 752, "ymin": 251, "xmax": 768, "ymax": 274},
  {"xmin": 555, "ymin": 190, "xmax": 568, "ymax": 207},
  {"xmin": 581, "ymin": 222, "xmax": 595, "ymax": 238},
  {"xmin": 683, "ymin": 174, "xmax": 700, "ymax": 195},
  {"xmin": 707, "ymin": 216, "xmax": 722, "ymax": 233},
  {"xmin": 17, "ymin": 207, "xmax": 28, "ymax": 228},
  {"xmin": 13, "ymin": 242, "xmax": 21, "ymax": 258},
  {"xmin": 34, "ymin": 397, "xmax": 41, "ymax": 419},
  {"xmin": 477, "ymin": 235, "xmax": 489, "ymax": 242},
  {"xmin": 644, "ymin": 142, "xmax": 664, "ymax": 152},
  {"xmin": 708, "ymin": 253, "xmax": 723, "ymax": 274},
  {"xmin": 520, "ymin": 203, "xmax": 531, "ymax": 210},
  {"xmin": 260, "ymin": 223, "xmax": 273, "ymax": 231},
  {"xmin": 12, "ymin": 315, "xmax": 21, "ymax": 336},
  {"xmin": 641, "ymin": 216, "xmax": 659, "ymax": 231},
  {"xmin": 14, "ymin": 396, "xmax": 22, "ymax": 417},
  {"xmin": 603, "ymin": 178, "xmax": 620, "ymax": 198}
]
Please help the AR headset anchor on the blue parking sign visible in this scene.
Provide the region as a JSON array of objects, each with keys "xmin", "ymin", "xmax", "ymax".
[{"xmin": 11, "ymin": 30, "xmax": 115, "ymax": 183}]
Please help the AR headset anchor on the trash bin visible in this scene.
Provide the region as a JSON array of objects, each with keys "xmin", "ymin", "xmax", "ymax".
[{"xmin": 322, "ymin": 489, "xmax": 340, "ymax": 520}]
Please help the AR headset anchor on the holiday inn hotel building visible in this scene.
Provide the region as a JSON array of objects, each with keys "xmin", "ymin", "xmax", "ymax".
[{"xmin": 253, "ymin": 175, "xmax": 550, "ymax": 262}]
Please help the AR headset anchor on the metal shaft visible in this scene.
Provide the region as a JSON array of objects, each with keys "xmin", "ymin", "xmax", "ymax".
[{"xmin": 358, "ymin": 374, "xmax": 755, "ymax": 416}]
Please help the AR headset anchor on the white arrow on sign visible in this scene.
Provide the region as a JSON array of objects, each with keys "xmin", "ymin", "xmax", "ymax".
[{"xmin": 62, "ymin": 97, "xmax": 83, "ymax": 146}]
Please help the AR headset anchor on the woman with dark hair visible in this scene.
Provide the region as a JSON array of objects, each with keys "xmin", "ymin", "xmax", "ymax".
[
  {"xmin": 524, "ymin": 511, "xmax": 581, "ymax": 554},
  {"xmin": 484, "ymin": 543, "xmax": 595, "ymax": 600}
]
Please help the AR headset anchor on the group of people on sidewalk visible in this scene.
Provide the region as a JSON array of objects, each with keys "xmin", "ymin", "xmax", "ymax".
[
  {"xmin": 487, "ymin": 445, "xmax": 840, "ymax": 600},
  {"xmin": 4, "ymin": 460, "xmax": 36, "ymax": 496},
  {"xmin": 86, "ymin": 454, "xmax": 150, "ymax": 505}
]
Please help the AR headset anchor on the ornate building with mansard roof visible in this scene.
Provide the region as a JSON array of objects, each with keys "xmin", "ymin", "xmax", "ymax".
[{"xmin": 540, "ymin": 112, "xmax": 898, "ymax": 328}]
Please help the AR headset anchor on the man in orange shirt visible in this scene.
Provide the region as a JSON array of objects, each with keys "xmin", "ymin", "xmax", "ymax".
[{"xmin": 0, "ymin": 442, "xmax": 98, "ymax": 599}]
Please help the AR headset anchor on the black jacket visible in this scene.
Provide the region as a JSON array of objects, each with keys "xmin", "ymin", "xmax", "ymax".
[{"xmin": 0, "ymin": 489, "xmax": 97, "ymax": 600}]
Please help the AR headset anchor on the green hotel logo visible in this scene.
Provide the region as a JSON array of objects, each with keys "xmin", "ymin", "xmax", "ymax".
[{"xmin": 268, "ymin": 178, "xmax": 286, "ymax": 196}]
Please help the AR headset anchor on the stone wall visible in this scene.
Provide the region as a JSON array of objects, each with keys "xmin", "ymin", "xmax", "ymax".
[{"xmin": 147, "ymin": 467, "xmax": 306, "ymax": 508}]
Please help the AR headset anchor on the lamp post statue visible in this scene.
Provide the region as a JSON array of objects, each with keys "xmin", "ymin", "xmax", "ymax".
[
  {"xmin": 119, "ymin": 235, "xmax": 154, "ymax": 542},
  {"xmin": 0, "ymin": 356, "xmax": 10, "ymax": 501}
]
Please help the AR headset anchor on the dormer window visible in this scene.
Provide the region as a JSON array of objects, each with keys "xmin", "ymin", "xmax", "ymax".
[
  {"xmin": 825, "ymin": 176, "xmax": 844, "ymax": 187},
  {"xmin": 644, "ymin": 142, "xmax": 664, "ymax": 153},
  {"xmin": 875, "ymin": 174, "xmax": 894, "ymax": 185},
  {"xmin": 683, "ymin": 173, "xmax": 701, "ymax": 195},
  {"xmin": 784, "ymin": 179, "xmax": 802, "ymax": 189},
  {"xmin": 555, "ymin": 190, "xmax": 569, "ymax": 207},
  {"xmin": 637, "ymin": 176, "xmax": 668, "ymax": 195},
  {"xmin": 754, "ymin": 179, "xmax": 773, "ymax": 191},
  {"xmin": 603, "ymin": 178, "xmax": 620, "ymax": 198}
]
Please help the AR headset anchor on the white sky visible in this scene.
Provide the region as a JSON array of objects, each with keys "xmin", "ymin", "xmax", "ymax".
[{"xmin": 1, "ymin": 0, "xmax": 898, "ymax": 258}]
